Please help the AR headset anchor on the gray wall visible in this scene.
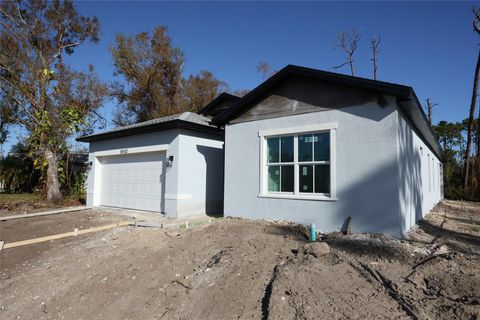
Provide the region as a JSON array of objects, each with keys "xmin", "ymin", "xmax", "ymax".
[
  {"xmin": 397, "ymin": 111, "xmax": 443, "ymax": 234},
  {"xmin": 224, "ymin": 97, "xmax": 403, "ymax": 235},
  {"xmin": 176, "ymin": 130, "xmax": 224, "ymax": 218}
]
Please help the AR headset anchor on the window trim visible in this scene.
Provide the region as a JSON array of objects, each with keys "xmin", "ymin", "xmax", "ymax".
[{"xmin": 259, "ymin": 123, "xmax": 337, "ymax": 201}]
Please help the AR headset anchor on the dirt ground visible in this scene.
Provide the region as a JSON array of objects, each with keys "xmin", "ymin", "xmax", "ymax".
[
  {"xmin": 0, "ymin": 209, "xmax": 126, "ymax": 274},
  {"xmin": 0, "ymin": 200, "xmax": 479, "ymax": 319}
]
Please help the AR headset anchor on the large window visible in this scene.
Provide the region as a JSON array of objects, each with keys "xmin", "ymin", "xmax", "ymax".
[{"xmin": 261, "ymin": 124, "xmax": 336, "ymax": 200}]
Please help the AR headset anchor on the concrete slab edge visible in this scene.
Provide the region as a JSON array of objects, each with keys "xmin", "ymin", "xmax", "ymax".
[{"xmin": 0, "ymin": 206, "xmax": 88, "ymax": 221}]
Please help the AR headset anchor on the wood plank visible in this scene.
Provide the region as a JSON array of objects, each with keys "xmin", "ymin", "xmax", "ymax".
[
  {"xmin": 3, "ymin": 221, "xmax": 131, "ymax": 249},
  {"xmin": 0, "ymin": 206, "xmax": 88, "ymax": 221}
]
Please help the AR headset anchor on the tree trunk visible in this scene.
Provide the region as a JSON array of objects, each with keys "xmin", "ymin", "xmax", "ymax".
[
  {"xmin": 349, "ymin": 56, "xmax": 355, "ymax": 76},
  {"xmin": 464, "ymin": 49, "xmax": 480, "ymax": 192},
  {"xmin": 44, "ymin": 149, "xmax": 62, "ymax": 203},
  {"xmin": 426, "ymin": 99, "xmax": 433, "ymax": 126},
  {"xmin": 372, "ymin": 49, "xmax": 378, "ymax": 80}
]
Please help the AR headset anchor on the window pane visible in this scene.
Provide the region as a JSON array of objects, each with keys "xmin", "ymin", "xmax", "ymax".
[
  {"xmin": 267, "ymin": 138, "xmax": 279, "ymax": 163},
  {"xmin": 315, "ymin": 165, "xmax": 330, "ymax": 194},
  {"xmin": 281, "ymin": 166, "xmax": 294, "ymax": 192},
  {"xmin": 268, "ymin": 166, "xmax": 280, "ymax": 192},
  {"xmin": 314, "ymin": 132, "xmax": 330, "ymax": 161},
  {"xmin": 299, "ymin": 165, "xmax": 313, "ymax": 193},
  {"xmin": 281, "ymin": 136, "xmax": 294, "ymax": 162},
  {"xmin": 298, "ymin": 134, "xmax": 313, "ymax": 162}
]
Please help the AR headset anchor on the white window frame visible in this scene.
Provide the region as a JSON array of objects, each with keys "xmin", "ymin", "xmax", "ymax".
[{"xmin": 258, "ymin": 123, "xmax": 337, "ymax": 201}]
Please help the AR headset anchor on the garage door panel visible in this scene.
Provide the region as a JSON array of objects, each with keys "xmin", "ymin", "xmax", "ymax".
[{"xmin": 99, "ymin": 152, "xmax": 165, "ymax": 212}]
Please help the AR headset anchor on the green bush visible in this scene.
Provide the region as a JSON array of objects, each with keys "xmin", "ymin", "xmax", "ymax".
[
  {"xmin": 0, "ymin": 154, "xmax": 40, "ymax": 194},
  {"xmin": 69, "ymin": 170, "xmax": 87, "ymax": 199}
]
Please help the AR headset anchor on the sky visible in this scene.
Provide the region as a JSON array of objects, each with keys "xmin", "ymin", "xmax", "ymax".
[{"xmin": 2, "ymin": 1, "xmax": 479, "ymax": 153}]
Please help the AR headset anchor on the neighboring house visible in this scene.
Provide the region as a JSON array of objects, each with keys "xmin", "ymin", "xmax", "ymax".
[
  {"xmin": 212, "ymin": 65, "xmax": 444, "ymax": 236},
  {"xmin": 78, "ymin": 65, "xmax": 444, "ymax": 236},
  {"xmin": 76, "ymin": 112, "xmax": 225, "ymax": 219}
]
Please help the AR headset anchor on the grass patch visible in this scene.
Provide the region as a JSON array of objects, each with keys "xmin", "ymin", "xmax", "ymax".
[{"xmin": 0, "ymin": 193, "xmax": 41, "ymax": 203}]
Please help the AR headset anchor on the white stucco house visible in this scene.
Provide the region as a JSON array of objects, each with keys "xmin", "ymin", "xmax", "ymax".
[
  {"xmin": 77, "ymin": 112, "xmax": 226, "ymax": 219},
  {"xmin": 78, "ymin": 65, "xmax": 444, "ymax": 236},
  {"xmin": 212, "ymin": 65, "xmax": 444, "ymax": 236}
]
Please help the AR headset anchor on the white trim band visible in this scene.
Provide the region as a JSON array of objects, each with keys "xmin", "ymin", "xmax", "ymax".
[
  {"xmin": 258, "ymin": 194, "xmax": 338, "ymax": 201},
  {"xmin": 94, "ymin": 144, "xmax": 169, "ymax": 157},
  {"xmin": 258, "ymin": 122, "xmax": 338, "ymax": 137}
]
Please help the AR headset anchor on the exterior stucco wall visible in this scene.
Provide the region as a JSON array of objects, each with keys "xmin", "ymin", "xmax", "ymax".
[
  {"xmin": 86, "ymin": 129, "xmax": 180, "ymax": 218},
  {"xmin": 397, "ymin": 111, "xmax": 443, "ymax": 234},
  {"xmin": 224, "ymin": 97, "xmax": 403, "ymax": 236},
  {"xmin": 85, "ymin": 128, "xmax": 224, "ymax": 219},
  {"xmin": 176, "ymin": 130, "xmax": 224, "ymax": 218}
]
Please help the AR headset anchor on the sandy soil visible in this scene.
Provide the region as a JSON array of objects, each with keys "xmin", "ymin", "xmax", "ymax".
[
  {"xmin": 0, "ymin": 200, "xmax": 479, "ymax": 319},
  {"xmin": 0, "ymin": 209, "xmax": 125, "ymax": 274}
]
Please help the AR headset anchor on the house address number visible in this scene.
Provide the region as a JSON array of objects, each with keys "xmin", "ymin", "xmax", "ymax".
[{"xmin": 120, "ymin": 149, "xmax": 128, "ymax": 154}]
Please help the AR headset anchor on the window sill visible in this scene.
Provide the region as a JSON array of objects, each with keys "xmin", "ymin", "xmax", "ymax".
[{"xmin": 257, "ymin": 194, "xmax": 338, "ymax": 202}]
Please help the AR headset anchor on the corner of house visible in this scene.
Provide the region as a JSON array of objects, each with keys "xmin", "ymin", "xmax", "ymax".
[{"xmin": 394, "ymin": 102, "xmax": 406, "ymax": 236}]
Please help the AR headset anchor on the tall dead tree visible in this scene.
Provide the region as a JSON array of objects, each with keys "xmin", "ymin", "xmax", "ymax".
[
  {"xmin": 464, "ymin": 7, "xmax": 480, "ymax": 191},
  {"xmin": 425, "ymin": 98, "xmax": 437, "ymax": 126},
  {"xmin": 370, "ymin": 35, "xmax": 381, "ymax": 80},
  {"xmin": 334, "ymin": 29, "xmax": 361, "ymax": 76},
  {"xmin": 256, "ymin": 61, "xmax": 274, "ymax": 79}
]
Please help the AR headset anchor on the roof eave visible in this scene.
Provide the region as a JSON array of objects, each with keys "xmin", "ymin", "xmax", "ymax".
[
  {"xmin": 198, "ymin": 92, "xmax": 241, "ymax": 116},
  {"xmin": 76, "ymin": 120, "xmax": 223, "ymax": 143},
  {"xmin": 211, "ymin": 65, "xmax": 414, "ymax": 126}
]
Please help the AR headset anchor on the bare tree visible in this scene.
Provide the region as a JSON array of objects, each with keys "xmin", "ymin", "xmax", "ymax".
[
  {"xmin": 334, "ymin": 29, "xmax": 361, "ymax": 76},
  {"xmin": 257, "ymin": 61, "xmax": 274, "ymax": 79},
  {"xmin": 465, "ymin": 7, "xmax": 480, "ymax": 191},
  {"xmin": 370, "ymin": 35, "xmax": 381, "ymax": 80},
  {"xmin": 425, "ymin": 98, "xmax": 437, "ymax": 126},
  {"xmin": 232, "ymin": 88, "xmax": 250, "ymax": 97}
]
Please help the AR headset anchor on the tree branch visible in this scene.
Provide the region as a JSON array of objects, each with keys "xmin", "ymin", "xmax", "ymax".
[
  {"xmin": 0, "ymin": 7, "xmax": 23, "ymax": 31},
  {"xmin": 474, "ymin": 7, "xmax": 480, "ymax": 34},
  {"xmin": 0, "ymin": 21, "xmax": 23, "ymax": 40},
  {"xmin": 333, "ymin": 61, "xmax": 350, "ymax": 69}
]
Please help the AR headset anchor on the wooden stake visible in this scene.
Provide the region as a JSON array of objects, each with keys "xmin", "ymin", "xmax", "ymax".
[{"xmin": 344, "ymin": 216, "xmax": 352, "ymax": 235}]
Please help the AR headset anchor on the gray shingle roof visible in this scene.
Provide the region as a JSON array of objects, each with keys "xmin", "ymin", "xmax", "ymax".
[
  {"xmin": 109, "ymin": 112, "xmax": 214, "ymax": 132},
  {"xmin": 77, "ymin": 112, "xmax": 219, "ymax": 142}
]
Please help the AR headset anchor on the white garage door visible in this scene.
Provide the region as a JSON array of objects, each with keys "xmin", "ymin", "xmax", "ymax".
[{"xmin": 100, "ymin": 152, "xmax": 165, "ymax": 212}]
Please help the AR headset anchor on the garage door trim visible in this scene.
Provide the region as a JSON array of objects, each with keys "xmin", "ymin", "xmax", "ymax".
[{"xmin": 94, "ymin": 144, "xmax": 169, "ymax": 157}]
